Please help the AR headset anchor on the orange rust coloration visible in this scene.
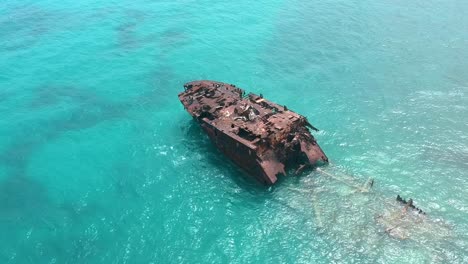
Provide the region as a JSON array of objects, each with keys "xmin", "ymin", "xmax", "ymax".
[{"xmin": 179, "ymin": 80, "xmax": 328, "ymax": 185}]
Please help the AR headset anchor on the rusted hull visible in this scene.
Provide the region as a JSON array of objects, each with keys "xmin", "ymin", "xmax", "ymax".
[
  {"xmin": 200, "ymin": 120, "xmax": 276, "ymax": 184},
  {"xmin": 179, "ymin": 80, "xmax": 328, "ymax": 185}
]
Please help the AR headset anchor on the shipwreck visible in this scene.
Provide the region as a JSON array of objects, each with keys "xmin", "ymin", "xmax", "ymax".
[
  {"xmin": 177, "ymin": 81, "xmax": 451, "ymax": 243},
  {"xmin": 178, "ymin": 80, "xmax": 328, "ymax": 185}
]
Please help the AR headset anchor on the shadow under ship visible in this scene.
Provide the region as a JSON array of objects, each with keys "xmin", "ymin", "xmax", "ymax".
[{"xmin": 179, "ymin": 80, "xmax": 328, "ymax": 185}]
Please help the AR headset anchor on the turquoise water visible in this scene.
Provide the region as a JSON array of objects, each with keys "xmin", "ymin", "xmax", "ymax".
[{"xmin": 1, "ymin": 0, "xmax": 468, "ymax": 263}]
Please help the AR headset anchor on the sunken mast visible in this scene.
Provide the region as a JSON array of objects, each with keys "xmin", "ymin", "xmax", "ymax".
[{"xmin": 179, "ymin": 80, "xmax": 328, "ymax": 185}]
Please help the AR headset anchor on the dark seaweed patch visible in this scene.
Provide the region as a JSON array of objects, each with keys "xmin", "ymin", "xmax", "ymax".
[
  {"xmin": 0, "ymin": 4, "xmax": 101, "ymax": 52},
  {"xmin": 115, "ymin": 9, "xmax": 151, "ymax": 51},
  {"xmin": 0, "ymin": 140, "xmax": 41, "ymax": 175},
  {"xmin": 124, "ymin": 9, "xmax": 147, "ymax": 21},
  {"xmin": 0, "ymin": 6, "xmax": 62, "ymax": 52},
  {"xmin": 28, "ymin": 85, "xmax": 132, "ymax": 130},
  {"xmin": 0, "ymin": 86, "xmax": 133, "ymax": 236},
  {"xmin": 28, "ymin": 86, "xmax": 100, "ymax": 109},
  {"xmin": 114, "ymin": 9, "xmax": 190, "ymax": 52},
  {"xmin": 1, "ymin": 86, "xmax": 132, "ymax": 186},
  {"xmin": 49, "ymin": 101, "xmax": 131, "ymax": 132},
  {"xmin": 159, "ymin": 28, "xmax": 190, "ymax": 52},
  {"xmin": 116, "ymin": 22, "xmax": 140, "ymax": 50},
  {"xmin": 0, "ymin": 175, "xmax": 50, "ymax": 223},
  {"xmin": 0, "ymin": 91, "xmax": 12, "ymax": 104}
]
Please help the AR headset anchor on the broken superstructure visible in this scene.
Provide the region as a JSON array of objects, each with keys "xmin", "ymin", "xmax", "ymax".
[{"xmin": 179, "ymin": 80, "xmax": 328, "ymax": 185}]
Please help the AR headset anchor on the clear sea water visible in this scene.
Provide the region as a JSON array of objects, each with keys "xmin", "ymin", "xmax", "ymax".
[{"xmin": 1, "ymin": 0, "xmax": 468, "ymax": 263}]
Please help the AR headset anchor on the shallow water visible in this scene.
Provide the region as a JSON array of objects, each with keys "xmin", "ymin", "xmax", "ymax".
[{"xmin": 1, "ymin": 0, "xmax": 467, "ymax": 263}]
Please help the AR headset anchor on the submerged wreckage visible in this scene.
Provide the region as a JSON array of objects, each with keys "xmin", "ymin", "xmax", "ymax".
[
  {"xmin": 179, "ymin": 80, "xmax": 328, "ymax": 184},
  {"xmin": 178, "ymin": 81, "xmax": 455, "ymax": 244}
]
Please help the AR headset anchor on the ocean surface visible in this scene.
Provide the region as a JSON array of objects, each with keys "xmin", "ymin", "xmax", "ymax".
[{"xmin": 1, "ymin": 0, "xmax": 468, "ymax": 263}]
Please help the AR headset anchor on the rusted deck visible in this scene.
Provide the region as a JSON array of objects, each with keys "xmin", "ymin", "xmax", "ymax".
[{"xmin": 179, "ymin": 80, "xmax": 328, "ymax": 184}]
